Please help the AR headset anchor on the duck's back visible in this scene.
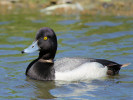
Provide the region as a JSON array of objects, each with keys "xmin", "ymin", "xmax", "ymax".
[
  {"xmin": 54, "ymin": 57, "xmax": 122, "ymax": 75},
  {"xmin": 54, "ymin": 57, "xmax": 100, "ymax": 72}
]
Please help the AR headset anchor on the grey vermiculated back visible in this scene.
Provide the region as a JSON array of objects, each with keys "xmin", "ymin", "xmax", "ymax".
[{"xmin": 54, "ymin": 57, "xmax": 95, "ymax": 72}]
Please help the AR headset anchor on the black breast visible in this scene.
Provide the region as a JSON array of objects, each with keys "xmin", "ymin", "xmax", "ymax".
[{"xmin": 26, "ymin": 60, "xmax": 55, "ymax": 80}]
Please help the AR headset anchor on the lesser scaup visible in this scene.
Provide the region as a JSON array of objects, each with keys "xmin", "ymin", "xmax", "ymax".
[{"xmin": 21, "ymin": 27, "xmax": 130, "ymax": 81}]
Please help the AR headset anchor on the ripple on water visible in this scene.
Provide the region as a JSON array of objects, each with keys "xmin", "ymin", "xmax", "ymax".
[
  {"xmin": 67, "ymin": 29, "xmax": 87, "ymax": 34},
  {"xmin": 62, "ymin": 35, "xmax": 100, "ymax": 45},
  {"xmin": 0, "ymin": 56, "xmax": 36, "ymax": 62},
  {"xmin": 0, "ymin": 33, "xmax": 8, "ymax": 36},
  {"xmin": 126, "ymin": 20, "xmax": 133, "ymax": 23},
  {"xmin": 0, "ymin": 50, "xmax": 20, "ymax": 56},
  {"xmin": 8, "ymin": 36, "xmax": 31, "ymax": 42},
  {"xmin": 57, "ymin": 20, "xmax": 80, "ymax": 25},
  {"xmin": 0, "ymin": 21, "xmax": 14, "ymax": 25},
  {"xmin": 85, "ymin": 21, "xmax": 122, "ymax": 27},
  {"xmin": 99, "ymin": 31, "xmax": 133, "ymax": 39},
  {"xmin": 31, "ymin": 20, "xmax": 46, "ymax": 23},
  {"xmin": 23, "ymin": 30, "xmax": 34, "ymax": 33},
  {"xmin": 0, "ymin": 44, "xmax": 26, "ymax": 48}
]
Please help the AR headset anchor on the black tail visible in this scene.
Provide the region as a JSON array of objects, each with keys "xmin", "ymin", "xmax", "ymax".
[{"xmin": 91, "ymin": 59, "xmax": 130, "ymax": 75}]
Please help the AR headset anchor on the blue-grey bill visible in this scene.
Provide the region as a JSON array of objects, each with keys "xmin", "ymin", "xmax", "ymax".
[{"xmin": 22, "ymin": 41, "xmax": 40, "ymax": 53}]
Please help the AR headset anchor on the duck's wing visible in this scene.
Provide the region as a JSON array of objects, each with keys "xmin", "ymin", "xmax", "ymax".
[
  {"xmin": 89, "ymin": 58, "xmax": 121, "ymax": 67},
  {"xmin": 54, "ymin": 57, "xmax": 100, "ymax": 72},
  {"xmin": 54, "ymin": 57, "xmax": 129, "ymax": 75},
  {"xmin": 54, "ymin": 57, "xmax": 89, "ymax": 72}
]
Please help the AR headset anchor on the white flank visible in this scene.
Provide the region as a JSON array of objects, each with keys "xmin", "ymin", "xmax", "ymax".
[{"xmin": 55, "ymin": 62, "xmax": 107, "ymax": 81}]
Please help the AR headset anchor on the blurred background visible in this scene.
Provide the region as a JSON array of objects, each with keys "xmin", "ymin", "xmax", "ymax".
[
  {"xmin": 0, "ymin": 0, "xmax": 133, "ymax": 16},
  {"xmin": 0, "ymin": 0, "xmax": 133, "ymax": 100}
]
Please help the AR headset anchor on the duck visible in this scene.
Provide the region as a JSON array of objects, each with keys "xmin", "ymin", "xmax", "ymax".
[{"xmin": 21, "ymin": 27, "xmax": 130, "ymax": 81}]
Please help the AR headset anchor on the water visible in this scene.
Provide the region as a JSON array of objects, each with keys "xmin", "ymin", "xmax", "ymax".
[{"xmin": 0, "ymin": 12, "xmax": 133, "ymax": 100}]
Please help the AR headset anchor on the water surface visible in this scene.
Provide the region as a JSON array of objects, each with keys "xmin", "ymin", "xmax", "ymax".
[{"xmin": 0, "ymin": 13, "xmax": 133, "ymax": 100}]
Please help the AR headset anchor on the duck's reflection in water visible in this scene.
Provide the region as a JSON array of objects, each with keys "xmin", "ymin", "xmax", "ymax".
[
  {"xmin": 25, "ymin": 78, "xmax": 56, "ymax": 99},
  {"xmin": 24, "ymin": 78, "xmax": 107, "ymax": 99}
]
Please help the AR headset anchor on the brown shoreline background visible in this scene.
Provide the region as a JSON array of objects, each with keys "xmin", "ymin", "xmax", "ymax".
[{"xmin": 0, "ymin": 0, "xmax": 133, "ymax": 16}]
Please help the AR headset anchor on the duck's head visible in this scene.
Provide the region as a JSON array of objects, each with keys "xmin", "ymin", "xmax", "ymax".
[{"xmin": 22, "ymin": 27, "xmax": 57, "ymax": 60}]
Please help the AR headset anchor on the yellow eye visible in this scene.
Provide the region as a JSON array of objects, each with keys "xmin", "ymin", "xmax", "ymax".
[{"xmin": 44, "ymin": 37, "xmax": 48, "ymax": 40}]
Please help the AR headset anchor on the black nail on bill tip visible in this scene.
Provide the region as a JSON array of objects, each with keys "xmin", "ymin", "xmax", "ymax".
[{"xmin": 21, "ymin": 50, "xmax": 24, "ymax": 54}]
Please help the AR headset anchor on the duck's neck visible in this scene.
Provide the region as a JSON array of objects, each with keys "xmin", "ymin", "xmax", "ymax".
[
  {"xmin": 39, "ymin": 50, "xmax": 55, "ymax": 60},
  {"xmin": 26, "ymin": 53, "xmax": 55, "ymax": 80},
  {"xmin": 26, "ymin": 60, "xmax": 55, "ymax": 80}
]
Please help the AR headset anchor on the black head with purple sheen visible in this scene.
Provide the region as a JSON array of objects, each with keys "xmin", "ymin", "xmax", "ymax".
[{"xmin": 22, "ymin": 27, "xmax": 57, "ymax": 60}]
